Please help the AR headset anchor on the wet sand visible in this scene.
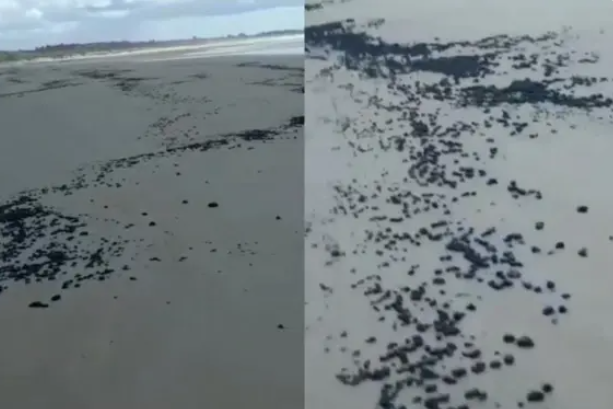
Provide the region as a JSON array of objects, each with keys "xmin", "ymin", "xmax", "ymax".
[
  {"xmin": 0, "ymin": 53, "xmax": 303, "ymax": 408},
  {"xmin": 306, "ymin": 0, "xmax": 613, "ymax": 408}
]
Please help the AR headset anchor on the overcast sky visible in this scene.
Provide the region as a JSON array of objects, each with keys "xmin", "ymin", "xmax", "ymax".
[{"xmin": 0, "ymin": 0, "xmax": 304, "ymax": 50}]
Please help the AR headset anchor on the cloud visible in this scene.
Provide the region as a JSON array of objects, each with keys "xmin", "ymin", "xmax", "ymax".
[{"xmin": 0, "ymin": 0, "xmax": 303, "ymax": 49}]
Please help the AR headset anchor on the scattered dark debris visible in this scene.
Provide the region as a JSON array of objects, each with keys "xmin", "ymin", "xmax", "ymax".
[
  {"xmin": 305, "ymin": 3, "xmax": 323, "ymax": 11},
  {"xmin": 0, "ymin": 195, "xmax": 133, "ymax": 307},
  {"xmin": 0, "ymin": 78, "xmax": 82, "ymax": 99},
  {"xmin": 1, "ymin": 59, "xmax": 304, "ymax": 312},
  {"xmin": 577, "ymin": 205, "xmax": 588, "ymax": 214},
  {"xmin": 305, "ymin": 15, "xmax": 609, "ymax": 409}
]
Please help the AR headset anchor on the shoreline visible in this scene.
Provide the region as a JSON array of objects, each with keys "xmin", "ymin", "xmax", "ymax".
[{"xmin": 1, "ymin": 33, "xmax": 304, "ymax": 65}]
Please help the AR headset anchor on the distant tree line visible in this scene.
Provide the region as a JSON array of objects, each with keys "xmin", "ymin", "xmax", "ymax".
[{"xmin": 33, "ymin": 39, "xmax": 158, "ymax": 53}]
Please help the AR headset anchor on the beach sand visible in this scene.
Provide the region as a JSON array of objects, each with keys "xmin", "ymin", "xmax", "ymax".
[
  {"xmin": 305, "ymin": 1, "xmax": 613, "ymax": 408},
  {"xmin": 0, "ymin": 50, "xmax": 304, "ymax": 408}
]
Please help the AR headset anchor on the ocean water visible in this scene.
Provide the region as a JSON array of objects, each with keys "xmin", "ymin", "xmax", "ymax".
[{"xmin": 143, "ymin": 34, "xmax": 304, "ymax": 62}]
